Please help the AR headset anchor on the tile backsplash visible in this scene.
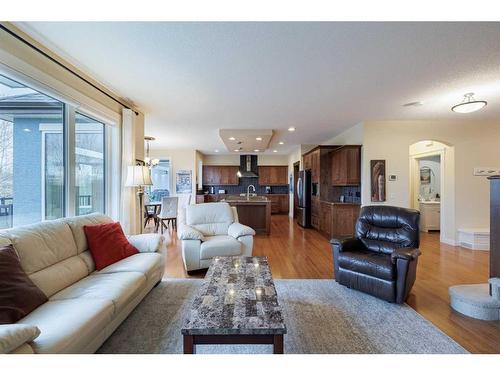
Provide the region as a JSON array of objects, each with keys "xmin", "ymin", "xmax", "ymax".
[{"xmin": 203, "ymin": 177, "xmax": 289, "ymax": 195}]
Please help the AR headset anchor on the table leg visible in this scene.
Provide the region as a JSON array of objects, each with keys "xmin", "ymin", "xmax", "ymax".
[
  {"xmin": 183, "ymin": 335, "xmax": 195, "ymax": 354},
  {"xmin": 273, "ymin": 334, "xmax": 283, "ymax": 354}
]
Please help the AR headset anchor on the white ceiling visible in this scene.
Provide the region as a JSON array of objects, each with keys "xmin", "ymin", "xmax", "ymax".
[{"xmin": 15, "ymin": 22, "xmax": 500, "ymax": 155}]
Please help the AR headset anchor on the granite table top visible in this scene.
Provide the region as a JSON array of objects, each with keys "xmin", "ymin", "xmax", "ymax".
[{"xmin": 181, "ymin": 256, "xmax": 287, "ymax": 335}]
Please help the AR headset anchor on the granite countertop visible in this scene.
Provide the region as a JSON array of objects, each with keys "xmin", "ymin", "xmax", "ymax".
[{"xmin": 182, "ymin": 256, "xmax": 286, "ymax": 335}]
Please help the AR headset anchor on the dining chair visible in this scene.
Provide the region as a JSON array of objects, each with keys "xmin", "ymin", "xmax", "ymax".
[{"xmin": 158, "ymin": 196, "xmax": 179, "ymax": 234}]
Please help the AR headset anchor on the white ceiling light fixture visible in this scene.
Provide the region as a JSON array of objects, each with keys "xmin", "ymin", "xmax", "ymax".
[
  {"xmin": 273, "ymin": 150, "xmax": 278, "ymax": 153},
  {"xmin": 451, "ymin": 92, "xmax": 487, "ymax": 113},
  {"xmin": 234, "ymin": 149, "xmax": 240, "ymax": 152},
  {"xmin": 288, "ymin": 127, "xmax": 296, "ymax": 132},
  {"xmin": 278, "ymin": 141, "xmax": 284, "ymax": 145},
  {"xmin": 256, "ymin": 137, "xmax": 262, "ymax": 141},
  {"xmin": 254, "ymin": 149, "xmax": 260, "ymax": 152},
  {"xmin": 229, "ymin": 137, "xmax": 236, "ymax": 141},
  {"xmin": 214, "ymin": 149, "xmax": 219, "ymax": 153}
]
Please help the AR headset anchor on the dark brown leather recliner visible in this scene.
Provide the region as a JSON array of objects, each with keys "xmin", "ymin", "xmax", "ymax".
[{"xmin": 330, "ymin": 205, "xmax": 421, "ymax": 304}]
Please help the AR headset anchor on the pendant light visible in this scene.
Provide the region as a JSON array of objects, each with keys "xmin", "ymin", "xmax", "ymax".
[
  {"xmin": 144, "ymin": 136, "xmax": 160, "ymax": 168},
  {"xmin": 451, "ymin": 92, "xmax": 487, "ymax": 113}
]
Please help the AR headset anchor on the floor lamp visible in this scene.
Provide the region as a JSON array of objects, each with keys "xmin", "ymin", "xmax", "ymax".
[{"xmin": 125, "ymin": 165, "xmax": 153, "ymax": 234}]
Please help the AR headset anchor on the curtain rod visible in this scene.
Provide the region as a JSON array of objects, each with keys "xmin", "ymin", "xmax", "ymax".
[{"xmin": 0, "ymin": 24, "xmax": 139, "ymax": 116}]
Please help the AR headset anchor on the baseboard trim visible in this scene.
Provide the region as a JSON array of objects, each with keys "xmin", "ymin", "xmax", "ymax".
[{"xmin": 440, "ymin": 237, "xmax": 457, "ymax": 246}]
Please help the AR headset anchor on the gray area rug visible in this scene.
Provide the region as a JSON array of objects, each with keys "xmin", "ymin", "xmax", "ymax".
[{"xmin": 98, "ymin": 279, "xmax": 467, "ymax": 354}]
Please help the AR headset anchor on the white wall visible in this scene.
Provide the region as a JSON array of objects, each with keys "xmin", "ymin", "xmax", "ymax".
[
  {"xmin": 323, "ymin": 122, "xmax": 364, "ymax": 145},
  {"xmin": 362, "ymin": 120, "xmax": 500, "ymax": 243}
]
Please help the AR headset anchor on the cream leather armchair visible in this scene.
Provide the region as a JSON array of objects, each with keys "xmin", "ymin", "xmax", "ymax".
[{"xmin": 177, "ymin": 202, "xmax": 255, "ymax": 271}]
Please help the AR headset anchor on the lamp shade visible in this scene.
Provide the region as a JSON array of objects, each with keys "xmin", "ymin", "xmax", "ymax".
[{"xmin": 125, "ymin": 165, "xmax": 153, "ymax": 187}]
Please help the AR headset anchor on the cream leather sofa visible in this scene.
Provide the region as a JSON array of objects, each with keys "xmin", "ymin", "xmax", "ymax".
[
  {"xmin": 0, "ymin": 213, "xmax": 166, "ymax": 354},
  {"xmin": 178, "ymin": 202, "xmax": 255, "ymax": 271}
]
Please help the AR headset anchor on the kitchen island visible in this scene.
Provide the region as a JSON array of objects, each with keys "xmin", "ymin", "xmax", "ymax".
[{"xmin": 221, "ymin": 196, "xmax": 272, "ymax": 235}]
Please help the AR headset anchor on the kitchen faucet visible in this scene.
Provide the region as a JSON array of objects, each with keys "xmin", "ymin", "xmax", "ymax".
[{"xmin": 247, "ymin": 184, "xmax": 256, "ymax": 200}]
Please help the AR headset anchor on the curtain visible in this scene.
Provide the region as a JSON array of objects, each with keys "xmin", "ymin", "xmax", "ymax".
[{"xmin": 120, "ymin": 108, "xmax": 138, "ymax": 234}]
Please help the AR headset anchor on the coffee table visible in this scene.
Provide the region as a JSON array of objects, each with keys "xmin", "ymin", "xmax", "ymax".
[{"xmin": 181, "ymin": 256, "xmax": 287, "ymax": 354}]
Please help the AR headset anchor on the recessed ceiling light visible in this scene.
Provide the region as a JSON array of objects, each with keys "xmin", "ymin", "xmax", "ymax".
[
  {"xmin": 278, "ymin": 141, "xmax": 284, "ymax": 145},
  {"xmin": 451, "ymin": 92, "xmax": 487, "ymax": 113},
  {"xmin": 214, "ymin": 149, "xmax": 219, "ymax": 153},
  {"xmin": 403, "ymin": 101, "xmax": 424, "ymax": 107},
  {"xmin": 234, "ymin": 149, "xmax": 240, "ymax": 152},
  {"xmin": 229, "ymin": 137, "xmax": 236, "ymax": 141},
  {"xmin": 23, "ymin": 128, "xmax": 31, "ymax": 132},
  {"xmin": 254, "ymin": 149, "xmax": 260, "ymax": 152},
  {"xmin": 273, "ymin": 150, "xmax": 278, "ymax": 153},
  {"xmin": 256, "ymin": 137, "xmax": 262, "ymax": 141},
  {"xmin": 288, "ymin": 127, "xmax": 296, "ymax": 132}
]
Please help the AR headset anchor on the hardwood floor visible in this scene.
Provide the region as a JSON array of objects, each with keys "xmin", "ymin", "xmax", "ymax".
[{"xmin": 162, "ymin": 214, "xmax": 500, "ymax": 353}]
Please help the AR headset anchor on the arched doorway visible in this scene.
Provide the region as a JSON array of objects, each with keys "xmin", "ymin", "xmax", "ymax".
[{"xmin": 409, "ymin": 140, "xmax": 455, "ymax": 245}]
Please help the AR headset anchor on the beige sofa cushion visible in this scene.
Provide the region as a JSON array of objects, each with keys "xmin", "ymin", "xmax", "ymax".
[
  {"xmin": 63, "ymin": 213, "xmax": 113, "ymax": 254},
  {"xmin": 19, "ymin": 298, "xmax": 114, "ymax": 354},
  {"xmin": 96, "ymin": 253, "xmax": 163, "ymax": 281},
  {"xmin": 3, "ymin": 220, "xmax": 78, "ymax": 274},
  {"xmin": 0, "ymin": 324, "xmax": 40, "ymax": 354},
  {"xmin": 50, "ymin": 271, "xmax": 146, "ymax": 312},
  {"xmin": 29, "ymin": 256, "xmax": 89, "ymax": 297},
  {"xmin": 186, "ymin": 203, "xmax": 234, "ymax": 236},
  {"xmin": 1, "ymin": 220, "xmax": 86, "ymax": 297},
  {"xmin": 200, "ymin": 235, "xmax": 242, "ymax": 260}
]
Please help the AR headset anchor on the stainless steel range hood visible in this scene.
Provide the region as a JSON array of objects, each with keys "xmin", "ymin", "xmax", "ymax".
[{"xmin": 237, "ymin": 155, "xmax": 259, "ymax": 178}]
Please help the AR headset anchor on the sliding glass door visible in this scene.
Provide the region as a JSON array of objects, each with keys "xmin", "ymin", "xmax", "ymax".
[
  {"xmin": 0, "ymin": 73, "xmax": 109, "ymax": 229},
  {"xmin": 75, "ymin": 113, "xmax": 105, "ymax": 216}
]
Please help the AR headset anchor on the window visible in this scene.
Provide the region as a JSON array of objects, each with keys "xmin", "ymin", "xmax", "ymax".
[
  {"xmin": 0, "ymin": 73, "xmax": 109, "ymax": 229},
  {"xmin": 0, "ymin": 74, "xmax": 64, "ymax": 229},
  {"xmin": 148, "ymin": 159, "xmax": 171, "ymax": 202},
  {"xmin": 75, "ymin": 113, "xmax": 105, "ymax": 215}
]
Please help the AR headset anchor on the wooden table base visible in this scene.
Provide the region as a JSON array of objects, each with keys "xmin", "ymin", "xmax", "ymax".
[{"xmin": 183, "ymin": 334, "xmax": 284, "ymax": 354}]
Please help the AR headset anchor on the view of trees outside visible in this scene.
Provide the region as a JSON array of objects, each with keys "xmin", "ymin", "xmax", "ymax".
[
  {"xmin": 0, "ymin": 120, "xmax": 13, "ymax": 199},
  {"xmin": 75, "ymin": 113, "xmax": 105, "ymax": 215}
]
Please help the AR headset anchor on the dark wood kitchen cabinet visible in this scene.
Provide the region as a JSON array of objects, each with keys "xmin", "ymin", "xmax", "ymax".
[
  {"xmin": 258, "ymin": 166, "xmax": 288, "ymax": 186},
  {"xmin": 331, "ymin": 204, "xmax": 360, "ymax": 238},
  {"xmin": 202, "ymin": 166, "xmax": 239, "ymax": 185},
  {"xmin": 311, "ymin": 149, "xmax": 321, "ymax": 183},
  {"xmin": 266, "ymin": 194, "xmax": 289, "ymax": 214},
  {"xmin": 319, "ymin": 201, "xmax": 333, "ymax": 235},
  {"xmin": 331, "ymin": 146, "xmax": 361, "ymax": 186}
]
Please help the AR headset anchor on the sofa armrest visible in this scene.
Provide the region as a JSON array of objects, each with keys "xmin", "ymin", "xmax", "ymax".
[
  {"xmin": 228, "ymin": 222, "xmax": 256, "ymax": 239},
  {"xmin": 127, "ymin": 233, "xmax": 165, "ymax": 253},
  {"xmin": 178, "ymin": 225, "xmax": 205, "ymax": 241},
  {"xmin": 0, "ymin": 324, "xmax": 40, "ymax": 354},
  {"xmin": 391, "ymin": 248, "xmax": 421, "ymax": 264},
  {"xmin": 330, "ymin": 237, "xmax": 362, "ymax": 253}
]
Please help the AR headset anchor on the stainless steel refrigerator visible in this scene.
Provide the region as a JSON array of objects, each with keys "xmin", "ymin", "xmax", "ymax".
[{"xmin": 296, "ymin": 170, "xmax": 311, "ymax": 228}]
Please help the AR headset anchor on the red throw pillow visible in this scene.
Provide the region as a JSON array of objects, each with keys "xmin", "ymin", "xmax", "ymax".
[
  {"xmin": 0, "ymin": 244, "xmax": 48, "ymax": 324},
  {"xmin": 83, "ymin": 222, "xmax": 139, "ymax": 270}
]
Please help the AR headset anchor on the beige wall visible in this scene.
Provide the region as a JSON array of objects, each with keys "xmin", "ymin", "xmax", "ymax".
[
  {"xmin": 202, "ymin": 154, "xmax": 289, "ymax": 166},
  {"xmin": 150, "ymin": 149, "xmax": 198, "ymax": 199},
  {"xmin": 362, "ymin": 120, "xmax": 500, "ymax": 244}
]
